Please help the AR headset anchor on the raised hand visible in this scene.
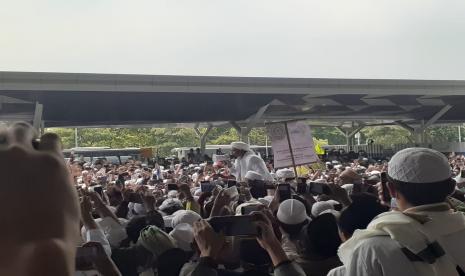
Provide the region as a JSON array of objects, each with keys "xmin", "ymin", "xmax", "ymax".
[{"xmin": 0, "ymin": 123, "xmax": 80, "ymax": 275}]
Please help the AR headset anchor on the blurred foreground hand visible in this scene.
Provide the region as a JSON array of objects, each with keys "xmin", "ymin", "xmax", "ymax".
[{"xmin": 0, "ymin": 123, "xmax": 80, "ymax": 276}]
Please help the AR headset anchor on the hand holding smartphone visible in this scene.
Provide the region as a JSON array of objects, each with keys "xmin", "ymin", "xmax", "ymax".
[
  {"xmin": 241, "ymin": 204, "xmax": 263, "ymax": 215},
  {"xmin": 75, "ymin": 246, "xmax": 98, "ymax": 270},
  {"xmin": 277, "ymin": 184, "xmax": 292, "ymax": 202},
  {"xmin": 200, "ymin": 182, "xmax": 216, "ymax": 193},
  {"xmin": 207, "ymin": 215, "xmax": 259, "ymax": 237},
  {"xmin": 309, "ymin": 182, "xmax": 330, "ymax": 195}
]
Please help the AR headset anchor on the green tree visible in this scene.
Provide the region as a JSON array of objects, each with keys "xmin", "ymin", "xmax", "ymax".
[
  {"xmin": 427, "ymin": 126, "xmax": 462, "ymax": 143},
  {"xmin": 361, "ymin": 126, "xmax": 411, "ymax": 145},
  {"xmin": 311, "ymin": 127, "xmax": 346, "ymax": 145}
]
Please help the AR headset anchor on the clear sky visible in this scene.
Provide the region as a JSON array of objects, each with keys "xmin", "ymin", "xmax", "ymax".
[{"xmin": 1, "ymin": 0, "xmax": 465, "ymax": 79}]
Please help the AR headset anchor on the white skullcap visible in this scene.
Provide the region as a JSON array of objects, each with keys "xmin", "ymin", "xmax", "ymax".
[
  {"xmin": 311, "ymin": 201, "xmax": 335, "ymax": 217},
  {"xmin": 277, "ymin": 199, "xmax": 310, "ymax": 225},
  {"xmin": 276, "ymin": 168, "xmax": 295, "ymax": 179},
  {"xmin": 171, "ymin": 210, "xmax": 202, "ymax": 228},
  {"xmin": 341, "ymin": 184, "xmax": 354, "ymax": 195},
  {"xmin": 159, "ymin": 198, "xmax": 183, "ymax": 213},
  {"xmin": 245, "ymin": 171, "xmax": 264, "ymax": 181},
  {"xmin": 259, "ymin": 195, "xmax": 274, "ymax": 206},
  {"xmin": 320, "ymin": 209, "xmax": 341, "ymax": 218},
  {"xmin": 133, "ymin": 203, "xmax": 146, "ymax": 215},
  {"xmin": 83, "ymin": 217, "xmax": 128, "ymax": 248},
  {"xmin": 169, "ymin": 223, "xmax": 194, "ymax": 251},
  {"xmin": 167, "ymin": 190, "xmax": 178, "ymax": 198},
  {"xmin": 257, "ymin": 197, "xmax": 272, "ymax": 206},
  {"xmin": 334, "ymin": 164, "xmax": 343, "ymax": 169},
  {"xmin": 388, "ymin": 148, "xmax": 451, "ymax": 183},
  {"xmin": 231, "ymin": 141, "xmax": 250, "ymax": 151}
]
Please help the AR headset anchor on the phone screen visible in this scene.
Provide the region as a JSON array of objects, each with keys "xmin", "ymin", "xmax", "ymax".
[
  {"xmin": 248, "ymin": 180, "xmax": 266, "ymax": 198},
  {"xmin": 296, "ymin": 182, "xmax": 307, "ymax": 194},
  {"xmin": 208, "ymin": 215, "xmax": 258, "ymax": 236},
  {"xmin": 200, "ymin": 182, "xmax": 216, "ymax": 193},
  {"xmin": 227, "ymin": 180, "xmax": 238, "ymax": 188},
  {"xmin": 93, "ymin": 185, "xmax": 104, "ymax": 197},
  {"xmin": 278, "ymin": 184, "xmax": 291, "ymax": 202},
  {"xmin": 309, "ymin": 182, "xmax": 329, "ymax": 195},
  {"xmin": 461, "ymin": 170, "xmax": 465, "ymax": 178},
  {"xmin": 75, "ymin": 246, "xmax": 98, "ymax": 269},
  {"xmin": 241, "ymin": 205, "xmax": 262, "ymax": 215}
]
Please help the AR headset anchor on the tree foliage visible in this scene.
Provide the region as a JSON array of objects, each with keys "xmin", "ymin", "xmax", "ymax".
[{"xmin": 47, "ymin": 124, "xmax": 464, "ymax": 157}]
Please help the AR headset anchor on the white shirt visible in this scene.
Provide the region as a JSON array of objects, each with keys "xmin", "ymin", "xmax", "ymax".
[{"xmin": 230, "ymin": 151, "xmax": 273, "ymax": 182}]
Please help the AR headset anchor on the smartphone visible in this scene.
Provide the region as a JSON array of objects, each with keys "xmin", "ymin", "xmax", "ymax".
[
  {"xmin": 461, "ymin": 170, "xmax": 465, "ymax": 178},
  {"xmin": 277, "ymin": 184, "xmax": 291, "ymax": 202},
  {"xmin": 208, "ymin": 215, "xmax": 258, "ymax": 236},
  {"xmin": 75, "ymin": 246, "xmax": 98, "ymax": 269},
  {"xmin": 227, "ymin": 180, "xmax": 238, "ymax": 188},
  {"xmin": 248, "ymin": 180, "xmax": 267, "ymax": 198},
  {"xmin": 200, "ymin": 182, "xmax": 216, "ymax": 193},
  {"xmin": 296, "ymin": 182, "xmax": 307, "ymax": 194},
  {"xmin": 309, "ymin": 182, "xmax": 330, "ymax": 195},
  {"xmin": 380, "ymin": 172, "xmax": 391, "ymax": 202},
  {"xmin": 92, "ymin": 185, "xmax": 104, "ymax": 198},
  {"xmin": 241, "ymin": 205, "xmax": 262, "ymax": 215}
]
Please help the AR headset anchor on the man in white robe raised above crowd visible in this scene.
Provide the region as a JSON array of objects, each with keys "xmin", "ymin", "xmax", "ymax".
[{"xmin": 228, "ymin": 141, "xmax": 273, "ymax": 182}]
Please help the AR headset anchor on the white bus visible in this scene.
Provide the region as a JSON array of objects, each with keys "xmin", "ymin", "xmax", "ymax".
[{"xmin": 172, "ymin": 145, "xmax": 273, "ymax": 159}]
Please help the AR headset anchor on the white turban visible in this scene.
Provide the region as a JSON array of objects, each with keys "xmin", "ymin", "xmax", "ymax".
[
  {"xmin": 245, "ymin": 171, "xmax": 264, "ymax": 181},
  {"xmin": 276, "ymin": 168, "xmax": 295, "ymax": 179},
  {"xmin": 169, "ymin": 223, "xmax": 194, "ymax": 251},
  {"xmin": 231, "ymin": 141, "xmax": 250, "ymax": 151},
  {"xmin": 311, "ymin": 201, "xmax": 335, "ymax": 217}
]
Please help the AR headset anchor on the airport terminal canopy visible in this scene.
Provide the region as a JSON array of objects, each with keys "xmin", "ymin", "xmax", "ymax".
[{"xmin": 1, "ymin": 71, "xmax": 465, "ymax": 129}]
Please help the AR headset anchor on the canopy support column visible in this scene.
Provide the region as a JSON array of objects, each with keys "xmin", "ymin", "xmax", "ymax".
[
  {"xmin": 336, "ymin": 123, "xmax": 365, "ymax": 151},
  {"xmin": 395, "ymin": 105, "xmax": 452, "ymax": 146},
  {"xmin": 194, "ymin": 124, "xmax": 213, "ymax": 155},
  {"xmin": 32, "ymin": 101, "xmax": 43, "ymax": 133},
  {"xmin": 229, "ymin": 104, "xmax": 269, "ymax": 142}
]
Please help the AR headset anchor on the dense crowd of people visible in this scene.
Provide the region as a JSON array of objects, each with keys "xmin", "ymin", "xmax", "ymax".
[{"xmin": 2, "ymin": 122, "xmax": 465, "ymax": 276}]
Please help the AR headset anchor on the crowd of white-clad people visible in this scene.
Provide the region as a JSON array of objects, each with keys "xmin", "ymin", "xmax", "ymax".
[{"xmin": 2, "ymin": 122, "xmax": 465, "ymax": 276}]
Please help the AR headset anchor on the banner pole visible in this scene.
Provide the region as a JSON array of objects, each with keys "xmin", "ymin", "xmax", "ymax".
[{"xmin": 284, "ymin": 122, "xmax": 299, "ymax": 181}]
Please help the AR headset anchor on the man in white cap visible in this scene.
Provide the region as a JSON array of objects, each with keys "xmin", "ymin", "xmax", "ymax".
[
  {"xmin": 228, "ymin": 141, "xmax": 273, "ymax": 182},
  {"xmin": 329, "ymin": 148, "xmax": 465, "ymax": 276}
]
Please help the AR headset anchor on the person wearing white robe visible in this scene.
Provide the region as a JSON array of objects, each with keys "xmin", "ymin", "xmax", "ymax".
[
  {"xmin": 228, "ymin": 141, "xmax": 273, "ymax": 182},
  {"xmin": 328, "ymin": 147, "xmax": 465, "ymax": 276}
]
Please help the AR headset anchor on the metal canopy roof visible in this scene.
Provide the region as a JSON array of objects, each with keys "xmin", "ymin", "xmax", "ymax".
[{"xmin": 1, "ymin": 71, "xmax": 465, "ymax": 128}]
